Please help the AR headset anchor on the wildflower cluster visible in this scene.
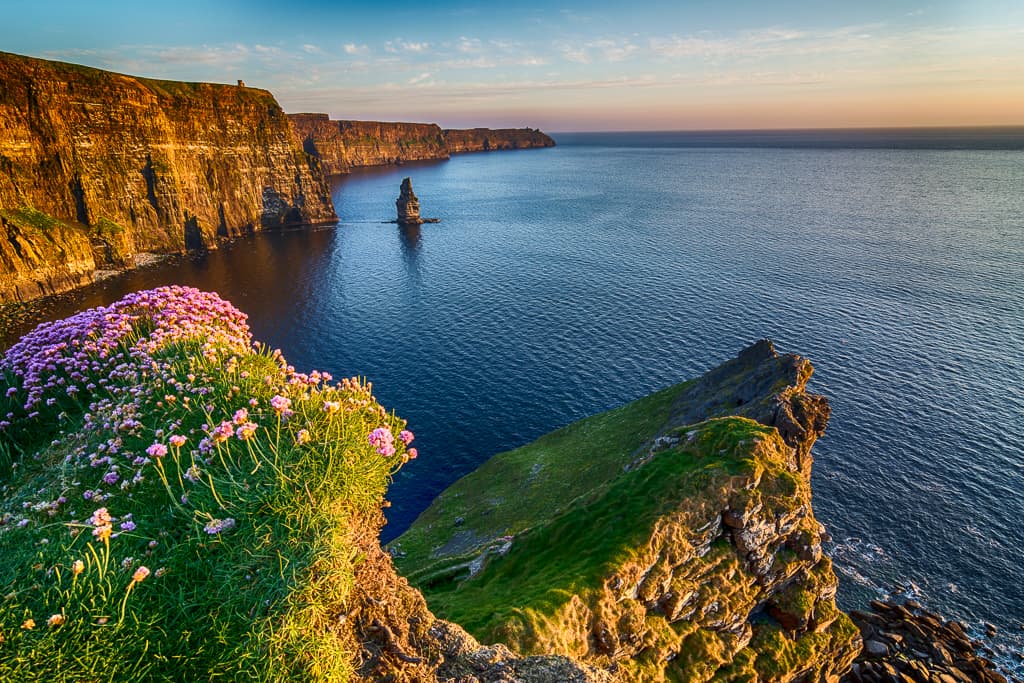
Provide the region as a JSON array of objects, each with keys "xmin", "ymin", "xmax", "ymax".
[{"xmin": 0, "ymin": 287, "xmax": 419, "ymax": 678}]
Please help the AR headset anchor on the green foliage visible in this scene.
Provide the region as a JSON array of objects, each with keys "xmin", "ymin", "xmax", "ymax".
[
  {"xmin": 0, "ymin": 307, "xmax": 412, "ymax": 680},
  {"xmin": 0, "ymin": 206, "xmax": 80, "ymax": 234}
]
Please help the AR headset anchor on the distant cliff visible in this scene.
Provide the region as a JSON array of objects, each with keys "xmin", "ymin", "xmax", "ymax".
[
  {"xmin": 289, "ymin": 113, "xmax": 555, "ymax": 175},
  {"xmin": 0, "ymin": 51, "xmax": 336, "ymax": 303},
  {"xmin": 443, "ymin": 127, "xmax": 556, "ymax": 154}
]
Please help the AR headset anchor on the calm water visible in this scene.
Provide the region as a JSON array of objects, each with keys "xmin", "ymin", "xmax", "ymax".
[{"xmin": 4, "ymin": 132, "xmax": 1023, "ymax": 672}]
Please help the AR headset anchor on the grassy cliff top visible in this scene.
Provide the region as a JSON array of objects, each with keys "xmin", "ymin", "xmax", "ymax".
[{"xmin": 0, "ymin": 286, "xmax": 416, "ymax": 681}]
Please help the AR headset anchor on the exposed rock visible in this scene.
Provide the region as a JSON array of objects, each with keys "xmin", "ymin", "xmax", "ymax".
[
  {"xmin": 397, "ymin": 178, "xmax": 423, "ymax": 224},
  {"xmin": 0, "ymin": 51, "xmax": 336, "ymax": 303},
  {"xmin": 841, "ymin": 600, "xmax": 1018, "ymax": 683}
]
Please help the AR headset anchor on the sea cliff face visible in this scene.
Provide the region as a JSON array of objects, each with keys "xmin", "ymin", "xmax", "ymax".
[
  {"xmin": 289, "ymin": 113, "xmax": 555, "ymax": 175},
  {"xmin": 0, "ymin": 51, "xmax": 336, "ymax": 303},
  {"xmin": 442, "ymin": 127, "xmax": 556, "ymax": 154},
  {"xmin": 394, "ymin": 340, "xmax": 861, "ymax": 682},
  {"xmin": 289, "ymin": 114, "xmax": 449, "ymax": 174}
]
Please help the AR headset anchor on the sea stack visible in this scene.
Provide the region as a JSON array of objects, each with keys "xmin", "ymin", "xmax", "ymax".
[{"xmin": 396, "ymin": 177, "xmax": 422, "ymax": 224}]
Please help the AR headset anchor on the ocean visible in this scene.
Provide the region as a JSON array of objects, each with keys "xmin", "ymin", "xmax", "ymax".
[{"xmin": 3, "ymin": 129, "xmax": 1022, "ymax": 673}]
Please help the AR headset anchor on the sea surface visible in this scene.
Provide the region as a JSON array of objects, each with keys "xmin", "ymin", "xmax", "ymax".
[{"xmin": 3, "ymin": 129, "xmax": 1023, "ymax": 673}]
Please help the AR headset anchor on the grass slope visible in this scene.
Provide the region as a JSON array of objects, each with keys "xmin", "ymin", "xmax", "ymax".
[
  {"xmin": 393, "ymin": 381, "xmax": 689, "ymax": 578},
  {"xmin": 0, "ymin": 287, "xmax": 416, "ymax": 681}
]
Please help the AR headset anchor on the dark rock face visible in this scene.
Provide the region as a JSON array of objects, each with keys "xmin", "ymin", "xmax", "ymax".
[
  {"xmin": 0, "ymin": 51, "xmax": 337, "ymax": 303},
  {"xmin": 842, "ymin": 600, "xmax": 1017, "ymax": 683},
  {"xmin": 664, "ymin": 338, "xmax": 827, "ymax": 477}
]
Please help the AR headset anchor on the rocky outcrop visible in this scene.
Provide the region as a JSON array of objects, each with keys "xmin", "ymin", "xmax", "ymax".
[
  {"xmin": 396, "ymin": 177, "xmax": 422, "ymax": 224},
  {"xmin": 289, "ymin": 114, "xmax": 555, "ymax": 176},
  {"xmin": 0, "ymin": 51, "xmax": 336, "ymax": 303},
  {"xmin": 394, "ymin": 341, "xmax": 861, "ymax": 682},
  {"xmin": 442, "ymin": 127, "xmax": 556, "ymax": 154},
  {"xmin": 843, "ymin": 600, "xmax": 1015, "ymax": 683}
]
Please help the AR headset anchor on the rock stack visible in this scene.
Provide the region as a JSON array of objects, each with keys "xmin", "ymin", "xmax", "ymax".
[
  {"xmin": 842, "ymin": 600, "xmax": 1015, "ymax": 683},
  {"xmin": 396, "ymin": 177, "xmax": 422, "ymax": 225}
]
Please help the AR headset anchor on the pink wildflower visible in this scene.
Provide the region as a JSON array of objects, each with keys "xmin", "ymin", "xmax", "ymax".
[
  {"xmin": 368, "ymin": 427, "xmax": 396, "ymax": 457},
  {"xmin": 169, "ymin": 434, "xmax": 187, "ymax": 448},
  {"xmin": 295, "ymin": 429, "xmax": 311, "ymax": 445},
  {"xmin": 236, "ymin": 422, "xmax": 258, "ymax": 441},
  {"xmin": 270, "ymin": 395, "xmax": 291, "ymax": 413},
  {"xmin": 131, "ymin": 566, "xmax": 151, "ymax": 583},
  {"xmin": 232, "ymin": 408, "xmax": 249, "ymax": 425},
  {"xmin": 399, "ymin": 430, "xmax": 414, "ymax": 445},
  {"xmin": 146, "ymin": 443, "xmax": 168, "ymax": 458}
]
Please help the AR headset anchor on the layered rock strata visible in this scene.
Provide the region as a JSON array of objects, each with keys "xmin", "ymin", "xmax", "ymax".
[
  {"xmin": 394, "ymin": 340, "xmax": 861, "ymax": 682},
  {"xmin": 0, "ymin": 51, "xmax": 336, "ymax": 303},
  {"xmin": 289, "ymin": 114, "xmax": 555, "ymax": 175}
]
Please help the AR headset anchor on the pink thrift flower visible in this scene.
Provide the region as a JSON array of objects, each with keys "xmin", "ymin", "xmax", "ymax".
[
  {"xmin": 399, "ymin": 430, "xmax": 414, "ymax": 445},
  {"xmin": 146, "ymin": 443, "xmax": 168, "ymax": 458},
  {"xmin": 295, "ymin": 429, "xmax": 311, "ymax": 445},
  {"xmin": 169, "ymin": 434, "xmax": 187, "ymax": 448},
  {"xmin": 235, "ymin": 422, "xmax": 258, "ymax": 441},
  {"xmin": 270, "ymin": 395, "xmax": 291, "ymax": 413},
  {"xmin": 232, "ymin": 408, "xmax": 249, "ymax": 425},
  {"xmin": 407, "ymin": 448, "xmax": 418, "ymax": 460},
  {"xmin": 368, "ymin": 427, "xmax": 396, "ymax": 457}
]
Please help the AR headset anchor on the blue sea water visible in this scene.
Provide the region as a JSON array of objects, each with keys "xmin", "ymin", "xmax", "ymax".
[{"xmin": 5, "ymin": 130, "xmax": 1023, "ymax": 672}]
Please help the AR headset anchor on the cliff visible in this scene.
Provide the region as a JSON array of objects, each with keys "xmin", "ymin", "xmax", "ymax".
[
  {"xmin": 289, "ymin": 114, "xmax": 449, "ymax": 175},
  {"xmin": 393, "ymin": 340, "xmax": 860, "ymax": 682},
  {"xmin": 289, "ymin": 113, "xmax": 555, "ymax": 175},
  {"xmin": 442, "ymin": 127, "xmax": 556, "ymax": 154},
  {"xmin": 0, "ymin": 51, "xmax": 336, "ymax": 303}
]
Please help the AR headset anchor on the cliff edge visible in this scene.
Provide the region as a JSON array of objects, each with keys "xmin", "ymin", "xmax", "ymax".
[
  {"xmin": 393, "ymin": 340, "xmax": 860, "ymax": 682},
  {"xmin": 0, "ymin": 51, "xmax": 336, "ymax": 303}
]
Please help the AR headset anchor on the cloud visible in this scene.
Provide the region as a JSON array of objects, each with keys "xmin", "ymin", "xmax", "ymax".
[
  {"xmin": 456, "ymin": 37, "xmax": 482, "ymax": 53},
  {"xmin": 559, "ymin": 39, "xmax": 638, "ymax": 64},
  {"xmin": 343, "ymin": 43, "xmax": 368, "ymax": 55},
  {"xmin": 408, "ymin": 72, "xmax": 433, "ymax": 85},
  {"xmin": 302, "ymin": 44, "xmax": 322, "ymax": 55}
]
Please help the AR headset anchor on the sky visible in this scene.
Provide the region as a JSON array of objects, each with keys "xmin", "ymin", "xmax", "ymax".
[{"xmin": 2, "ymin": 0, "xmax": 1023, "ymax": 131}]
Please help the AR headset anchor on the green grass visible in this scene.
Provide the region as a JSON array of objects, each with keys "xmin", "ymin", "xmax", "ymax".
[
  {"xmin": 393, "ymin": 381, "xmax": 690, "ymax": 573},
  {"xmin": 407, "ymin": 417, "xmax": 773, "ymax": 645},
  {"xmin": 0, "ymin": 206, "xmax": 82, "ymax": 234},
  {"xmin": 0, "ymin": 313, "xmax": 413, "ymax": 680}
]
